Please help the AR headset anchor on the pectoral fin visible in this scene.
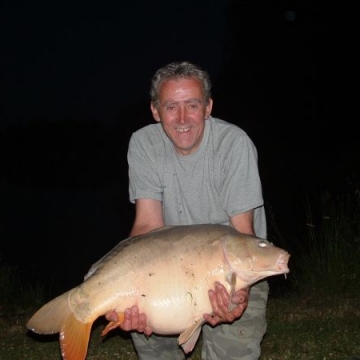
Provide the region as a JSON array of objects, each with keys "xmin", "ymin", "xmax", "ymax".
[
  {"xmin": 101, "ymin": 312, "xmax": 125, "ymax": 336},
  {"xmin": 178, "ymin": 317, "xmax": 205, "ymax": 354},
  {"xmin": 226, "ymin": 271, "xmax": 237, "ymax": 312}
]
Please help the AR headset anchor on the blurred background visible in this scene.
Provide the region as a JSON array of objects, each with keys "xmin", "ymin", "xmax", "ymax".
[{"xmin": 1, "ymin": 0, "xmax": 359, "ymax": 294}]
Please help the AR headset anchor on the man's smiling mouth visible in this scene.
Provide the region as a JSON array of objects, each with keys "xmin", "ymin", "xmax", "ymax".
[{"xmin": 176, "ymin": 128, "xmax": 191, "ymax": 133}]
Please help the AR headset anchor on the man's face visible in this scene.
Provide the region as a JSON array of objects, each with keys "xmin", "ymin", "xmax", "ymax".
[{"xmin": 151, "ymin": 77, "xmax": 213, "ymax": 155}]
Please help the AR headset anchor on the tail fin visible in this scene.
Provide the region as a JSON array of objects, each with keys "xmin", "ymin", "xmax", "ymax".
[
  {"xmin": 27, "ymin": 289, "xmax": 93, "ymax": 360},
  {"xmin": 60, "ymin": 313, "xmax": 92, "ymax": 360},
  {"xmin": 27, "ymin": 290, "xmax": 73, "ymax": 334}
]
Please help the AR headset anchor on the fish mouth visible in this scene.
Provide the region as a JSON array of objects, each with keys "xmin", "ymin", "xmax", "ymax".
[{"xmin": 276, "ymin": 252, "xmax": 290, "ymax": 273}]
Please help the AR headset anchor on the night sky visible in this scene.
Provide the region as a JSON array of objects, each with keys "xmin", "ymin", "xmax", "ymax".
[{"xmin": 1, "ymin": 1, "xmax": 359, "ymax": 294}]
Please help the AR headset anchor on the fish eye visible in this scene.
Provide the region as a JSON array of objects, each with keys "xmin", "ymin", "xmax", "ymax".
[{"xmin": 258, "ymin": 240, "xmax": 268, "ymax": 248}]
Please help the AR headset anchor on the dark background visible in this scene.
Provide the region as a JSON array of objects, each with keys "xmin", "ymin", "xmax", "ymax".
[{"xmin": 1, "ymin": 1, "xmax": 359, "ymax": 294}]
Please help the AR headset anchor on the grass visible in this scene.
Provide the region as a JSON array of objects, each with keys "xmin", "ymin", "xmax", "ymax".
[
  {"xmin": 1, "ymin": 187, "xmax": 360, "ymax": 359},
  {"xmin": 260, "ymin": 293, "xmax": 360, "ymax": 359}
]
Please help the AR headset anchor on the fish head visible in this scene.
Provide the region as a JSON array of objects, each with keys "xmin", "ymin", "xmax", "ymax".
[{"xmin": 224, "ymin": 233, "xmax": 290, "ymax": 286}]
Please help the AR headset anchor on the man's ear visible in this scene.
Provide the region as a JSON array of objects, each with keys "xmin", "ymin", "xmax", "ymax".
[
  {"xmin": 205, "ymin": 98, "xmax": 213, "ymax": 119},
  {"xmin": 150, "ymin": 102, "xmax": 160, "ymax": 122}
]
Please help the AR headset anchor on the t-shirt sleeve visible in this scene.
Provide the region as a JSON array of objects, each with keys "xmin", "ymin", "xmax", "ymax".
[
  {"xmin": 127, "ymin": 132, "xmax": 163, "ymax": 203},
  {"xmin": 221, "ymin": 134, "xmax": 264, "ymax": 217}
]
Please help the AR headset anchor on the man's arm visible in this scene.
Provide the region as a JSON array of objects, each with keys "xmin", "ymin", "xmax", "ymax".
[
  {"xmin": 130, "ymin": 199, "xmax": 164, "ymax": 236},
  {"xmin": 230, "ymin": 210, "xmax": 255, "ymax": 235}
]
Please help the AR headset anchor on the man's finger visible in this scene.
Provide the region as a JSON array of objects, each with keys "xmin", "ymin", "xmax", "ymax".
[{"xmin": 120, "ymin": 308, "xmax": 133, "ymax": 331}]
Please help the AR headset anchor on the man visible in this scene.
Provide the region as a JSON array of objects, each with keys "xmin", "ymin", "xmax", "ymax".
[{"xmin": 121, "ymin": 61, "xmax": 268, "ymax": 360}]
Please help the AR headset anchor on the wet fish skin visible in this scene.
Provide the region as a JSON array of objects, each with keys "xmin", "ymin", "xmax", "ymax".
[{"xmin": 26, "ymin": 223, "xmax": 290, "ymax": 360}]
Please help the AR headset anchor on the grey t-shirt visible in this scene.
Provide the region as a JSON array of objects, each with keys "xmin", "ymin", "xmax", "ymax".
[{"xmin": 128, "ymin": 116, "xmax": 266, "ymax": 239}]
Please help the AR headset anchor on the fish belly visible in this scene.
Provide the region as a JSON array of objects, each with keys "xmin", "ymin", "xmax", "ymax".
[{"xmin": 131, "ymin": 253, "xmax": 225, "ymax": 334}]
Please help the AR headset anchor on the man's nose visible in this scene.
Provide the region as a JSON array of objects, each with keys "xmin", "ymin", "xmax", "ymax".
[{"xmin": 178, "ymin": 107, "xmax": 186, "ymax": 123}]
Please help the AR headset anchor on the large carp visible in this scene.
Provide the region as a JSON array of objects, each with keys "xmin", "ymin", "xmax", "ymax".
[{"xmin": 27, "ymin": 224, "xmax": 290, "ymax": 360}]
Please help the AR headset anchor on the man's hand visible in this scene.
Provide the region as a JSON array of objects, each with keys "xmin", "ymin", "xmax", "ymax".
[
  {"xmin": 106, "ymin": 306, "xmax": 153, "ymax": 336},
  {"xmin": 203, "ymin": 282, "xmax": 249, "ymax": 326}
]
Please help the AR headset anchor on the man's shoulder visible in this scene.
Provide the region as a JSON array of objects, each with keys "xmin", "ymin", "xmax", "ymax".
[
  {"xmin": 133, "ymin": 123, "xmax": 162, "ymax": 137},
  {"xmin": 130, "ymin": 123, "xmax": 164, "ymax": 145},
  {"xmin": 209, "ymin": 117, "xmax": 249, "ymax": 140}
]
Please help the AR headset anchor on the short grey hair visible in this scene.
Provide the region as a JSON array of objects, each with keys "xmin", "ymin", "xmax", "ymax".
[{"xmin": 150, "ymin": 61, "xmax": 212, "ymax": 107}]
